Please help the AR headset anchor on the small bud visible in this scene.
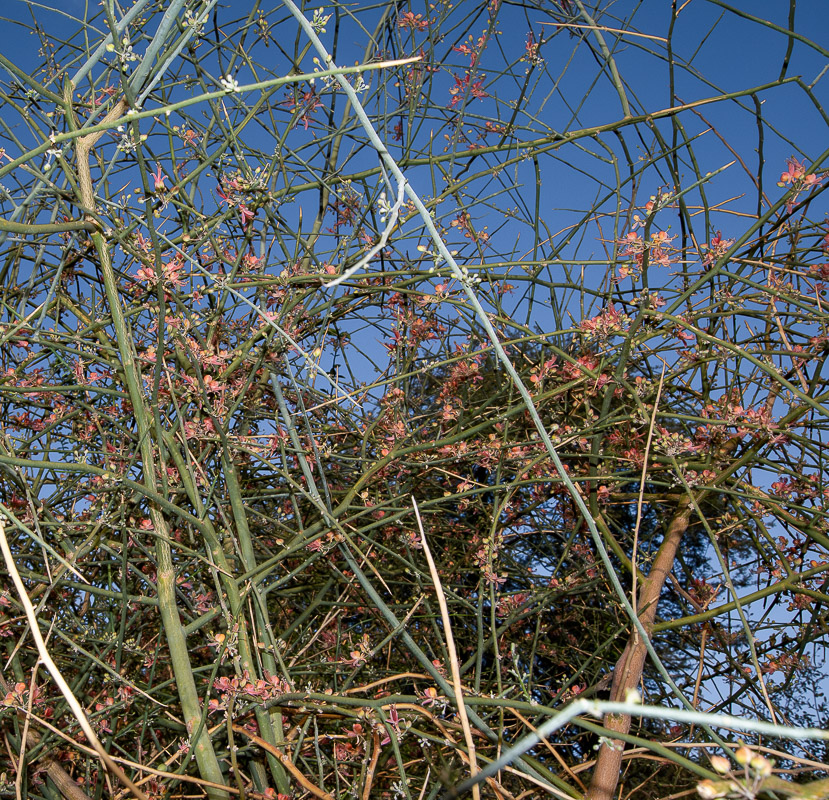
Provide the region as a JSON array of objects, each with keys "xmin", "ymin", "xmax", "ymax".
[
  {"xmin": 750, "ymin": 755, "xmax": 772, "ymax": 777},
  {"xmin": 710, "ymin": 756, "xmax": 730, "ymax": 774},
  {"xmin": 696, "ymin": 779, "xmax": 726, "ymax": 799},
  {"xmin": 734, "ymin": 746, "xmax": 752, "ymax": 765}
]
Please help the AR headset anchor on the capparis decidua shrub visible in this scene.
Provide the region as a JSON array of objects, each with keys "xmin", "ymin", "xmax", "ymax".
[{"xmin": 0, "ymin": 2, "xmax": 827, "ymax": 799}]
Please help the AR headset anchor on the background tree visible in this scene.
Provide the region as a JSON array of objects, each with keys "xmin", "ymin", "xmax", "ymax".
[{"xmin": 0, "ymin": 2, "xmax": 827, "ymax": 800}]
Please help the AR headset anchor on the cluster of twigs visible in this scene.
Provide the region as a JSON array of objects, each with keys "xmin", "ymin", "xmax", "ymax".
[{"xmin": 0, "ymin": 1, "xmax": 827, "ymax": 799}]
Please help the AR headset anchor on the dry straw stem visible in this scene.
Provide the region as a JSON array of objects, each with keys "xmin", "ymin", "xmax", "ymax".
[
  {"xmin": 545, "ymin": 22, "xmax": 668, "ymax": 42},
  {"xmin": 3, "ymin": 721, "xmax": 92, "ymax": 800},
  {"xmin": 15, "ymin": 709, "xmax": 263, "ymax": 800},
  {"xmin": 231, "ymin": 725, "xmax": 334, "ymax": 800},
  {"xmin": 631, "ymin": 366, "xmax": 665, "ymax": 622},
  {"xmin": 412, "ymin": 497, "xmax": 481, "ymax": 800},
  {"xmin": 362, "ymin": 729, "xmax": 382, "ymax": 800},
  {"xmin": 0, "ymin": 519, "xmax": 149, "ymax": 800}
]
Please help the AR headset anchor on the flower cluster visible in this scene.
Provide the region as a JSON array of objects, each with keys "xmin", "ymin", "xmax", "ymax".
[
  {"xmin": 618, "ymin": 229, "xmax": 677, "ymax": 278},
  {"xmin": 310, "ymin": 8, "xmax": 332, "ymax": 34},
  {"xmin": 216, "ymin": 173, "xmax": 257, "ymax": 227},
  {"xmin": 778, "ymin": 156, "xmax": 823, "ymax": 211},
  {"xmin": 208, "ymin": 671, "xmax": 293, "ymax": 713},
  {"xmin": 450, "ymin": 210, "xmax": 489, "ymax": 244},
  {"xmin": 702, "ymin": 230, "xmax": 735, "ymax": 267},
  {"xmin": 579, "ymin": 303, "xmax": 631, "ymax": 341},
  {"xmin": 398, "ymin": 12, "xmax": 431, "ymax": 31},
  {"xmin": 524, "ymin": 31, "xmax": 543, "ymax": 67},
  {"xmin": 697, "ymin": 747, "xmax": 773, "ymax": 799},
  {"xmin": 448, "ymin": 72, "xmax": 488, "ymax": 109}
]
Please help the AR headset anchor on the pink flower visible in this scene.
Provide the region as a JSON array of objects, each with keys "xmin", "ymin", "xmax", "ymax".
[
  {"xmin": 779, "ymin": 157, "xmax": 806, "ymax": 185},
  {"xmin": 470, "ymin": 79, "xmax": 488, "ymax": 99},
  {"xmin": 150, "ymin": 164, "xmax": 166, "ymax": 192},
  {"xmin": 135, "ymin": 265, "xmax": 157, "ymax": 284},
  {"xmin": 380, "ymin": 704, "xmax": 401, "ymax": 746},
  {"xmin": 448, "ymin": 72, "xmax": 488, "ymax": 108},
  {"xmin": 239, "ymin": 204, "xmax": 255, "ymax": 228},
  {"xmin": 398, "ymin": 12, "xmax": 431, "ymax": 30},
  {"xmin": 216, "ymin": 185, "xmax": 232, "ymax": 205},
  {"xmin": 420, "ymin": 687, "xmax": 439, "ymax": 706},
  {"xmin": 203, "ymin": 375, "xmax": 222, "ymax": 393},
  {"xmin": 778, "ymin": 156, "xmax": 819, "ymax": 189}
]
